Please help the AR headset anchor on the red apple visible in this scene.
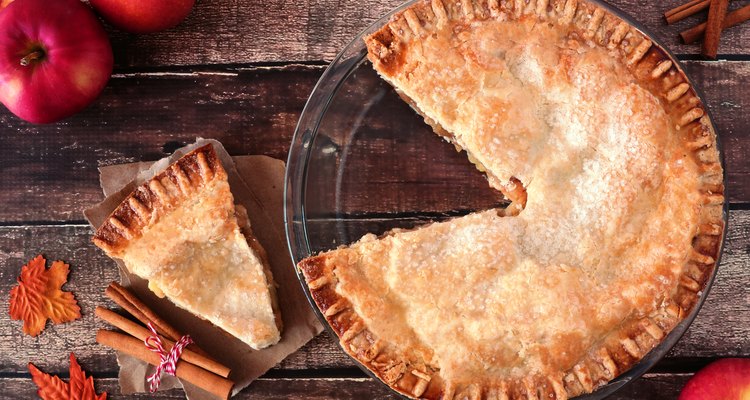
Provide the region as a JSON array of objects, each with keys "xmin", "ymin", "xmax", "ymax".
[
  {"xmin": 679, "ymin": 358, "xmax": 750, "ymax": 400},
  {"xmin": 0, "ymin": 0, "xmax": 113, "ymax": 124},
  {"xmin": 89, "ymin": 0, "xmax": 195, "ymax": 34},
  {"xmin": 0, "ymin": 0, "xmax": 14, "ymax": 11}
]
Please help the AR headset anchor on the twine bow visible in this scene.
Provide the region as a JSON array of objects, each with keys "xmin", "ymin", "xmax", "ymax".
[{"xmin": 144, "ymin": 322, "xmax": 193, "ymax": 392}]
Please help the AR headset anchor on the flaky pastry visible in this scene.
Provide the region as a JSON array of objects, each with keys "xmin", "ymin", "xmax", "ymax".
[
  {"xmin": 94, "ymin": 145, "xmax": 282, "ymax": 350},
  {"xmin": 298, "ymin": 0, "xmax": 725, "ymax": 398}
]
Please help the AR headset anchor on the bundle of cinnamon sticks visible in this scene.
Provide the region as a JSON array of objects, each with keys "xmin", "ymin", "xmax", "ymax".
[
  {"xmin": 96, "ymin": 282, "xmax": 234, "ymax": 399},
  {"xmin": 665, "ymin": 0, "xmax": 750, "ymax": 59}
]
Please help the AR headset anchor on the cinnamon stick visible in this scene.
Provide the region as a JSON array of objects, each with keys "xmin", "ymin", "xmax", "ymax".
[
  {"xmin": 95, "ymin": 307, "xmax": 231, "ymax": 378},
  {"xmin": 97, "ymin": 330, "xmax": 233, "ymax": 399},
  {"xmin": 105, "ymin": 285, "xmax": 163, "ymax": 333},
  {"xmin": 681, "ymin": 4, "xmax": 750, "ymax": 44},
  {"xmin": 702, "ymin": 0, "xmax": 730, "ymax": 59},
  {"xmin": 665, "ymin": 0, "xmax": 710, "ymax": 24},
  {"xmin": 104, "ymin": 282, "xmax": 210, "ymax": 358},
  {"xmin": 106, "ymin": 282, "xmax": 181, "ymax": 340},
  {"xmin": 666, "ymin": 0, "xmax": 704, "ymax": 16}
]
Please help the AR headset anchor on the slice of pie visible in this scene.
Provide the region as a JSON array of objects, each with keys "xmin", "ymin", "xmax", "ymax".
[
  {"xmin": 298, "ymin": 0, "xmax": 725, "ymax": 398},
  {"xmin": 93, "ymin": 144, "xmax": 282, "ymax": 350}
]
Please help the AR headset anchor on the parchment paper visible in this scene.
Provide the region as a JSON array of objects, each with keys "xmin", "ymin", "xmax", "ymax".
[{"xmin": 84, "ymin": 139, "xmax": 323, "ymax": 399}]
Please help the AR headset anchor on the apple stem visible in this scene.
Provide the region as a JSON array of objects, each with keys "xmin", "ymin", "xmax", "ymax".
[{"xmin": 20, "ymin": 51, "xmax": 44, "ymax": 67}]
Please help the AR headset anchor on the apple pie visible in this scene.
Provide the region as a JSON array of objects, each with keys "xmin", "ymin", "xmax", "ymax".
[
  {"xmin": 93, "ymin": 144, "xmax": 282, "ymax": 350},
  {"xmin": 297, "ymin": 0, "xmax": 725, "ymax": 398}
]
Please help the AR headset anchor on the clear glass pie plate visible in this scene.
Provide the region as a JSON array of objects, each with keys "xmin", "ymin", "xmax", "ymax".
[{"xmin": 284, "ymin": 1, "xmax": 728, "ymax": 398}]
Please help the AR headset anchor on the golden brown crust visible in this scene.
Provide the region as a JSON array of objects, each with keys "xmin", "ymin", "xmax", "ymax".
[
  {"xmin": 299, "ymin": 0, "xmax": 725, "ymax": 399},
  {"xmin": 93, "ymin": 144, "xmax": 225, "ymax": 255},
  {"xmin": 299, "ymin": 255, "xmax": 440, "ymax": 399}
]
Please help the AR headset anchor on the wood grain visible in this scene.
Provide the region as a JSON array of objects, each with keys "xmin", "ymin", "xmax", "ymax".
[
  {"xmin": 0, "ymin": 65, "xmax": 318, "ymax": 223},
  {"xmin": 102, "ymin": 0, "xmax": 750, "ymax": 67},
  {"xmin": 1, "ymin": 0, "xmax": 747, "ymax": 398},
  {"xmin": 0, "ymin": 210, "xmax": 747, "ymax": 374},
  {"xmin": 0, "ymin": 373, "xmax": 695, "ymax": 399},
  {"xmin": 0, "ymin": 225, "xmax": 346, "ymax": 375},
  {"xmin": 0, "ymin": 61, "xmax": 748, "ymax": 223}
]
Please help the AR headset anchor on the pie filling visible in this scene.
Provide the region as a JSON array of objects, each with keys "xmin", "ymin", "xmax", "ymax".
[{"xmin": 300, "ymin": 0, "xmax": 724, "ymax": 398}]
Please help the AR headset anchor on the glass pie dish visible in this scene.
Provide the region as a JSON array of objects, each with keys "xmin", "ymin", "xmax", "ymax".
[{"xmin": 284, "ymin": 0, "xmax": 728, "ymax": 398}]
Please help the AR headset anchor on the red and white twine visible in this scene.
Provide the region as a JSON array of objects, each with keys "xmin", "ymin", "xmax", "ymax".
[{"xmin": 144, "ymin": 322, "xmax": 193, "ymax": 392}]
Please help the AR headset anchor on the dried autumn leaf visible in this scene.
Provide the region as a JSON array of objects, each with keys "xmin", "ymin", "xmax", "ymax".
[
  {"xmin": 9, "ymin": 255, "xmax": 81, "ymax": 336},
  {"xmin": 68, "ymin": 354, "xmax": 107, "ymax": 400},
  {"xmin": 29, "ymin": 353, "xmax": 107, "ymax": 400},
  {"xmin": 28, "ymin": 362, "xmax": 69, "ymax": 400}
]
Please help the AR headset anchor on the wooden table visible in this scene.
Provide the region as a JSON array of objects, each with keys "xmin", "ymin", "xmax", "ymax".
[{"xmin": 0, "ymin": 0, "xmax": 748, "ymax": 398}]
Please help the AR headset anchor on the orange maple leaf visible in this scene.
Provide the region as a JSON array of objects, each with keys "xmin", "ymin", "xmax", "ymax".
[
  {"xmin": 29, "ymin": 353, "xmax": 107, "ymax": 400},
  {"xmin": 9, "ymin": 255, "xmax": 81, "ymax": 336}
]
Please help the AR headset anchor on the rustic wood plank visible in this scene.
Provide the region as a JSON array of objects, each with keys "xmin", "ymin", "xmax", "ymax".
[
  {"xmin": 0, "ymin": 209, "xmax": 747, "ymax": 374},
  {"xmin": 104, "ymin": 0, "xmax": 750, "ymax": 67},
  {"xmin": 0, "ymin": 376, "xmax": 398, "ymax": 399},
  {"xmin": 0, "ymin": 225, "xmax": 347, "ymax": 375},
  {"xmin": 0, "ymin": 65, "xmax": 319, "ymax": 223},
  {"xmin": 0, "ymin": 373, "xmax": 694, "ymax": 399},
  {"xmin": 0, "ymin": 61, "xmax": 748, "ymax": 223}
]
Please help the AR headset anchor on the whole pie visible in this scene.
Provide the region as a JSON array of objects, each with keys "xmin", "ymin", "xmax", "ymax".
[
  {"xmin": 297, "ymin": 0, "xmax": 725, "ymax": 398},
  {"xmin": 93, "ymin": 144, "xmax": 282, "ymax": 350}
]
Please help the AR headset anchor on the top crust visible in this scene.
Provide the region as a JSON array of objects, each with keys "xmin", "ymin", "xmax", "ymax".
[
  {"xmin": 298, "ymin": 0, "xmax": 726, "ymax": 399},
  {"xmin": 93, "ymin": 144, "xmax": 224, "ymax": 256}
]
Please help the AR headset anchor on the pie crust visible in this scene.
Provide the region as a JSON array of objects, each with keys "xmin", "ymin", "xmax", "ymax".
[
  {"xmin": 297, "ymin": 0, "xmax": 724, "ymax": 398},
  {"xmin": 94, "ymin": 144, "xmax": 282, "ymax": 350}
]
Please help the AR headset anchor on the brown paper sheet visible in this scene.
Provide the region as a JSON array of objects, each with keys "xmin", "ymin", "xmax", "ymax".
[{"xmin": 83, "ymin": 139, "xmax": 323, "ymax": 399}]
